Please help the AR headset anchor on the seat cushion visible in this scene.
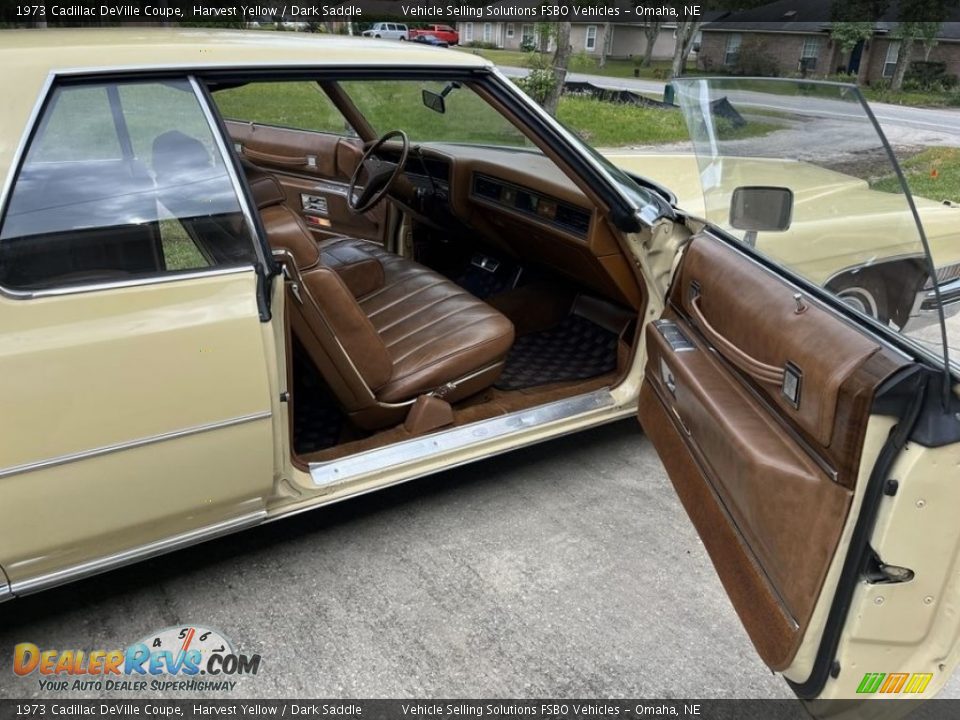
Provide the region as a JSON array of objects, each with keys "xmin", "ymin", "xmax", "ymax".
[{"xmin": 319, "ymin": 238, "xmax": 515, "ymax": 403}]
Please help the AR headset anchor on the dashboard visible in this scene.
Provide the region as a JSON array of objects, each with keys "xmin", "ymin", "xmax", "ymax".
[
  {"xmin": 471, "ymin": 174, "xmax": 592, "ymax": 240},
  {"xmin": 407, "ymin": 143, "xmax": 644, "ymax": 310}
]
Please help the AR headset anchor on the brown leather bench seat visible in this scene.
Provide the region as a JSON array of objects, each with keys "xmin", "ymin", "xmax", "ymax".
[
  {"xmin": 319, "ymin": 237, "xmax": 515, "ymax": 403},
  {"xmin": 249, "ymin": 173, "xmax": 515, "ymax": 429}
]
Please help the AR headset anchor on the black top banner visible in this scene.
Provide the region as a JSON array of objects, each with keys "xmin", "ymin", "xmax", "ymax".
[{"xmin": 1, "ymin": 0, "xmax": 958, "ymax": 24}]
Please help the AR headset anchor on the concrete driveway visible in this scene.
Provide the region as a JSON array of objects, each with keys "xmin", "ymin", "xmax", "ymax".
[{"xmin": 1, "ymin": 420, "xmax": 958, "ymax": 699}]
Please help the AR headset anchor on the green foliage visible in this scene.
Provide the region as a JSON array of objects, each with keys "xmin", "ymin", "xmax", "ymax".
[
  {"xmin": 830, "ymin": 22, "xmax": 875, "ymax": 50},
  {"xmin": 569, "ymin": 50, "xmax": 596, "ymax": 72},
  {"xmin": 516, "ymin": 52, "xmax": 557, "ymax": 105},
  {"xmin": 556, "ymin": 96, "xmax": 690, "ymax": 146},
  {"xmin": 904, "ymin": 60, "xmax": 958, "ymax": 90},
  {"xmin": 730, "ymin": 37, "xmax": 781, "ymax": 77}
]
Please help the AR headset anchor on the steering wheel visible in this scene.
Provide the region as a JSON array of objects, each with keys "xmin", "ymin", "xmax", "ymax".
[{"xmin": 348, "ymin": 129, "xmax": 410, "ymax": 214}]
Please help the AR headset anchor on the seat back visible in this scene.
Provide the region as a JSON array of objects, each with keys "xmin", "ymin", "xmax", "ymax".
[{"xmin": 249, "ymin": 174, "xmax": 397, "ymax": 420}]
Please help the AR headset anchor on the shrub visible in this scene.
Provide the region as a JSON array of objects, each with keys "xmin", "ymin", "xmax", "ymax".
[
  {"xmin": 516, "ymin": 52, "xmax": 556, "ymax": 105},
  {"xmin": 569, "ymin": 50, "xmax": 596, "ymax": 72},
  {"xmin": 731, "ymin": 37, "xmax": 780, "ymax": 77},
  {"xmin": 905, "ymin": 61, "xmax": 957, "ymax": 90},
  {"xmin": 520, "ymin": 38, "xmax": 537, "ymax": 52}
]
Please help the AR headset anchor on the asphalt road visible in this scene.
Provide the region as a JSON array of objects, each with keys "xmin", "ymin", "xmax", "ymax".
[{"xmin": 2, "ymin": 420, "xmax": 959, "ymax": 700}]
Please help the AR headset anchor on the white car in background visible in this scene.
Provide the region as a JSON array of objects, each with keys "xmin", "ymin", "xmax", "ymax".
[{"xmin": 362, "ymin": 22, "xmax": 408, "ymax": 40}]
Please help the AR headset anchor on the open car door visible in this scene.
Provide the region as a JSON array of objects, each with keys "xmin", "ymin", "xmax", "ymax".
[{"xmin": 637, "ymin": 78, "xmax": 960, "ymax": 700}]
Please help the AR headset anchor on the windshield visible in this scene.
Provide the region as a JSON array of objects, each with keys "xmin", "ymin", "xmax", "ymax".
[
  {"xmin": 340, "ymin": 80, "xmax": 533, "ymax": 148},
  {"xmin": 671, "ymin": 77, "xmax": 953, "ymax": 372}
]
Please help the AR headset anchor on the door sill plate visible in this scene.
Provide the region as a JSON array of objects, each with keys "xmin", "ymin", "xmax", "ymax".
[{"xmin": 309, "ymin": 389, "xmax": 618, "ymax": 488}]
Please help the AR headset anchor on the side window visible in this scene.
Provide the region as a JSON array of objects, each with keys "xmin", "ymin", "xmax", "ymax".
[
  {"xmin": 0, "ymin": 79, "xmax": 259, "ymax": 291},
  {"xmin": 213, "ymin": 81, "xmax": 355, "ymax": 137}
]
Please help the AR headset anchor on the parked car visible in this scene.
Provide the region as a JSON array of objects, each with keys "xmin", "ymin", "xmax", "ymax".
[
  {"xmin": 408, "ymin": 24, "xmax": 459, "ymax": 45},
  {"xmin": 1, "ymin": 30, "xmax": 958, "ymax": 706},
  {"xmin": 411, "ymin": 33, "xmax": 449, "ymax": 48},
  {"xmin": 361, "ymin": 22, "xmax": 408, "ymax": 40}
]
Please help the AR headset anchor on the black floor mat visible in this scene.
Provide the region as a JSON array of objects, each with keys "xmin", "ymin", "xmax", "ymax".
[
  {"xmin": 495, "ymin": 314, "xmax": 619, "ymax": 391},
  {"xmin": 292, "ymin": 348, "xmax": 344, "ymax": 455}
]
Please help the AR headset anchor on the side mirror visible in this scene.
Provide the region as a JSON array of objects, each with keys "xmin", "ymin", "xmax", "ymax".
[
  {"xmin": 422, "ymin": 89, "xmax": 445, "ymax": 114},
  {"xmin": 729, "ymin": 186, "xmax": 793, "ymax": 233}
]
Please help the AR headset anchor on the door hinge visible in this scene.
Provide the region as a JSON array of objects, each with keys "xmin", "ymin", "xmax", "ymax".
[{"xmin": 863, "ymin": 548, "xmax": 915, "ymax": 584}]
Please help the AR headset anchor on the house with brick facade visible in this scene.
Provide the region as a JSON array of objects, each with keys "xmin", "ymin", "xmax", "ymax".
[
  {"xmin": 697, "ymin": 0, "xmax": 960, "ymax": 85},
  {"xmin": 455, "ymin": 20, "xmax": 682, "ymax": 61}
]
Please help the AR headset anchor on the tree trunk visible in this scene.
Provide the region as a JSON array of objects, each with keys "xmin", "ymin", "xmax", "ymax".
[
  {"xmin": 542, "ymin": 22, "xmax": 572, "ymax": 118},
  {"xmin": 641, "ymin": 23, "xmax": 660, "ymax": 67},
  {"xmin": 670, "ymin": 21, "xmax": 702, "ymax": 79},
  {"xmin": 890, "ymin": 36, "xmax": 915, "ymax": 91},
  {"xmin": 598, "ymin": 23, "xmax": 610, "ymax": 68}
]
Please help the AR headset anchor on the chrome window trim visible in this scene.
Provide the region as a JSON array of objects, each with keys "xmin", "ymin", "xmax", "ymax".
[
  {"xmin": 0, "ymin": 71, "xmax": 55, "ymax": 296},
  {"xmin": 0, "ymin": 265, "xmax": 257, "ymax": 301},
  {"xmin": 0, "ymin": 71, "xmax": 268, "ymax": 301},
  {"xmin": 189, "ymin": 75, "xmax": 270, "ymax": 272},
  {"xmin": 0, "ymin": 410, "xmax": 272, "ymax": 480},
  {"xmin": 9, "ymin": 509, "xmax": 267, "ymax": 597}
]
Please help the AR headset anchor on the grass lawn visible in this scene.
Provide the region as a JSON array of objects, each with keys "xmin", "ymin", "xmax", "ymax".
[
  {"xmin": 872, "ymin": 147, "xmax": 960, "ymax": 203},
  {"xmin": 556, "ymin": 96, "xmax": 688, "ymax": 146},
  {"xmin": 862, "ymin": 87, "xmax": 960, "ymax": 108},
  {"xmin": 215, "ymin": 79, "xmax": 710, "ymax": 148}
]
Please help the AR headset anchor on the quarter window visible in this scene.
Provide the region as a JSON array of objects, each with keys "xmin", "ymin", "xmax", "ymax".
[{"xmin": 0, "ymin": 80, "xmax": 259, "ymax": 291}]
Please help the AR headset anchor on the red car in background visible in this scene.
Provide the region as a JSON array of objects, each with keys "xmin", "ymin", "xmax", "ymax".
[{"xmin": 408, "ymin": 24, "xmax": 459, "ymax": 45}]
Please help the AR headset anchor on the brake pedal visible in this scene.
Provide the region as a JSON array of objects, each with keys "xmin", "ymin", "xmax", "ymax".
[{"xmin": 470, "ymin": 254, "xmax": 500, "ymax": 273}]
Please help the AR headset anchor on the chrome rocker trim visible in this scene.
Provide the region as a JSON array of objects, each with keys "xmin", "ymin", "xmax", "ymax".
[{"xmin": 10, "ymin": 510, "xmax": 267, "ymax": 597}]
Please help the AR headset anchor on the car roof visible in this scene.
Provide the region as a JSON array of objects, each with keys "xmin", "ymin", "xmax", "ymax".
[{"xmin": 0, "ymin": 28, "xmax": 490, "ymax": 189}]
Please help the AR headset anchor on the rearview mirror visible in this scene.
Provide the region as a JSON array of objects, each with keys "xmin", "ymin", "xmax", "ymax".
[
  {"xmin": 729, "ymin": 186, "xmax": 793, "ymax": 233},
  {"xmin": 422, "ymin": 90, "xmax": 445, "ymax": 114}
]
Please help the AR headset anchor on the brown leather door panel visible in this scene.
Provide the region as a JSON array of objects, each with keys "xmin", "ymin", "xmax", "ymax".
[
  {"xmin": 226, "ymin": 121, "xmax": 385, "ymax": 242},
  {"xmin": 639, "ymin": 234, "xmax": 907, "ymax": 671}
]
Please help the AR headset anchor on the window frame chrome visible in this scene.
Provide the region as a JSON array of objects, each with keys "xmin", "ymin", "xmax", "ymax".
[{"xmin": 0, "ymin": 70, "xmax": 273, "ymax": 302}]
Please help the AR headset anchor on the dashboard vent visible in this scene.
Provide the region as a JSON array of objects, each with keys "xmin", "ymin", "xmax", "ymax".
[
  {"xmin": 514, "ymin": 191, "xmax": 536, "ymax": 214},
  {"xmin": 474, "ymin": 176, "xmax": 502, "ymax": 201},
  {"xmin": 555, "ymin": 205, "xmax": 591, "ymax": 235}
]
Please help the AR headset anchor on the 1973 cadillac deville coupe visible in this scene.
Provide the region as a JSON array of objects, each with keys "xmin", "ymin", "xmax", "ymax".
[{"xmin": 1, "ymin": 29, "xmax": 958, "ymax": 702}]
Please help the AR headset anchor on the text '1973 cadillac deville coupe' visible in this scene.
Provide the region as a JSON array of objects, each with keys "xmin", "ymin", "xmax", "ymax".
[{"xmin": 0, "ymin": 29, "xmax": 959, "ymax": 703}]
